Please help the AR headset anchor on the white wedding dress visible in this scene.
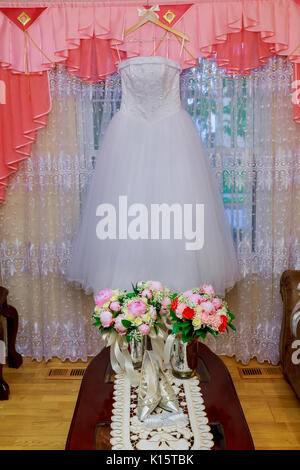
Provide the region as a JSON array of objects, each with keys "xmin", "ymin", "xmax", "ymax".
[{"xmin": 66, "ymin": 56, "xmax": 239, "ymax": 296}]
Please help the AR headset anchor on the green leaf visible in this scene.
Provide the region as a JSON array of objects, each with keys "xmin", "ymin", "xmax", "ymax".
[
  {"xmin": 169, "ymin": 310, "xmax": 177, "ymax": 321},
  {"xmin": 172, "ymin": 323, "xmax": 180, "ymax": 335},
  {"xmin": 207, "ymin": 327, "xmax": 217, "ymax": 338},
  {"xmin": 228, "ymin": 323, "xmax": 236, "ymax": 331},
  {"xmin": 227, "ymin": 310, "xmax": 235, "ymax": 320},
  {"xmin": 126, "ymin": 334, "xmax": 131, "ymax": 343},
  {"xmin": 196, "ymin": 330, "xmax": 207, "ymax": 339},
  {"xmin": 122, "ymin": 320, "xmax": 132, "ymax": 328}
]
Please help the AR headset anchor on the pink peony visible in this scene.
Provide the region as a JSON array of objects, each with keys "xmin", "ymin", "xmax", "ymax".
[
  {"xmin": 200, "ymin": 311, "xmax": 211, "ymax": 325},
  {"xmin": 212, "ymin": 298, "xmax": 222, "ymax": 310},
  {"xmin": 147, "ymin": 281, "xmax": 163, "ymax": 291},
  {"xmin": 200, "ymin": 284, "xmax": 215, "ymax": 297},
  {"xmin": 176, "ymin": 302, "xmax": 187, "ymax": 319},
  {"xmin": 149, "ymin": 306, "xmax": 157, "ymax": 320},
  {"xmin": 95, "ymin": 288, "xmax": 114, "ymax": 308},
  {"xmin": 128, "ymin": 299, "xmax": 147, "ymax": 317},
  {"xmin": 110, "ymin": 301, "xmax": 121, "ymax": 312},
  {"xmin": 201, "ymin": 300, "xmax": 215, "ymax": 315},
  {"xmin": 100, "ymin": 310, "xmax": 114, "ymax": 328},
  {"xmin": 114, "ymin": 314, "xmax": 128, "ymax": 335},
  {"xmin": 138, "ymin": 324, "xmax": 151, "ymax": 335},
  {"xmin": 189, "ymin": 293, "xmax": 203, "ymax": 304},
  {"xmin": 141, "ymin": 289, "xmax": 152, "ymax": 300},
  {"xmin": 161, "ymin": 297, "xmax": 171, "ymax": 308},
  {"xmin": 211, "ymin": 314, "xmax": 222, "ymax": 331}
]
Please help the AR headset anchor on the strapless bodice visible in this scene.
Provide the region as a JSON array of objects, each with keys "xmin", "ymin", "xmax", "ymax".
[{"xmin": 118, "ymin": 56, "xmax": 182, "ymax": 122}]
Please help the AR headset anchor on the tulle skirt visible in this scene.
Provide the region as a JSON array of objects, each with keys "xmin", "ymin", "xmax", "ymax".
[{"xmin": 66, "ymin": 108, "xmax": 240, "ymax": 296}]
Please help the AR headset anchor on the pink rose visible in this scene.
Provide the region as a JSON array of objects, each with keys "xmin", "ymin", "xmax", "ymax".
[
  {"xmin": 211, "ymin": 315, "xmax": 222, "ymax": 331},
  {"xmin": 147, "ymin": 281, "xmax": 163, "ymax": 291},
  {"xmin": 100, "ymin": 310, "xmax": 114, "ymax": 328},
  {"xmin": 189, "ymin": 294, "xmax": 203, "ymax": 304},
  {"xmin": 128, "ymin": 300, "xmax": 147, "ymax": 317},
  {"xmin": 138, "ymin": 324, "xmax": 151, "ymax": 336},
  {"xmin": 141, "ymin": 289, "xmax": 152, "ymax": 300},
  {"xmin": 200, "ymin": 311, "xmax": 211, "ymax": 325},
  {"xmin": 201, "ymin": 300, "xmax": 215, "ymax": 315},
  {"xmin": 114, "ymin": 314, "xmax": 128, "ymax": 335},
  {"xmin": 200, "ymin": 284, "xmax": 215, "ymax": 297},
  {"xmin": 110, "ymin": 301, "xmax": 121, "ymax": 312},
  {"xmin": 212, "ymin": 298, "xmax": 222, "ymax": 310},
  {"xmin": 161, "ymin": 297, "xmax": 171, "ymax": 308},
  {"xmin": 176, "ymin": 302, "xmax": 187, "ymax": 319},
  {"xmin": 95, "ymin": 288, "xmax": 114, "ymax": 308},
  {"xmin": 149, "ymin": 306, "xmax": 157, "ymax": 320}
]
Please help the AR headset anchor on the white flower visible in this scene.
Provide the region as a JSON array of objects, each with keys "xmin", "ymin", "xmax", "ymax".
[{"xmin": 192, "ymin": 316, "xmax": 202, "ymax": 330}]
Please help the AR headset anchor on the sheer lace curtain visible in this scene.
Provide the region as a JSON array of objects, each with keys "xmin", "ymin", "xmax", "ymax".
[
  {"xmin": 180, "ymin": 57, "xmax": 300, "ymax": 363},
  {"xmin": 0, "ymin": 70, "xmax": 122, "ymax": 361},
  {"xmin": 0, "ymin": 57, "xmax": 299, "ymax": 363}
]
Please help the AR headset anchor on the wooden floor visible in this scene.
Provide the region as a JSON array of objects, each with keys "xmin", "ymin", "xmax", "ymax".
[{"xmin": 0, "ymin": 355, "xmax": 300, "ymax": 450}]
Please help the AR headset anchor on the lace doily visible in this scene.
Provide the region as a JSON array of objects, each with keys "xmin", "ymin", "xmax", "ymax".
[{"xmin": 110, "ymin": 370, "xmax": 214, "ymax": 450}]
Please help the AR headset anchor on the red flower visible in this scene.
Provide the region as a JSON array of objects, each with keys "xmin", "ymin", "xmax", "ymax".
[
  {"xmin": 182, "ymin": 307, "xmax": 196, "ymax": 320},
  {"xmin": 171, "ymin": 297, "xmax": 178, "ymax": 312},
  {"xmin": 218, "ymin": 315, "xmax": 228, "ymax": 332}
]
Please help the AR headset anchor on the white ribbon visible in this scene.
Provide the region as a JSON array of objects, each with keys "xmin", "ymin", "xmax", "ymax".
[
  {"xmin": 163, "ymin": 333, "xmax": 177, "ymax": 367},
  {"xmin": 103, "ymin": 327, "xmax": 167, "ymax": 386},
  {"xmin": 137, "ymin": 5, "xmax": 160, "ymax": 19},
  {"xmin": 149, "ymin": 326, "xmax": 166, "ymax": 368},
  {"xmin": 103, "ymin": 331, "xmax": 140, "ymax": 386}
]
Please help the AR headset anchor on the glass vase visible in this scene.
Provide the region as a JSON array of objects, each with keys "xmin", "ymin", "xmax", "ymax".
[
  {"xmin": 129, "ymin": 335, "xmax": 147, "ymax": 369},
  {"xmin": 170, "ymin": 334, "xmax": 198, "ymax": 379}
]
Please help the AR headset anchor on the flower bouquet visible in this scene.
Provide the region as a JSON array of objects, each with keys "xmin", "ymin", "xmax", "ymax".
[
  {"xmin": 164, "ymin": 284, "xmax": 236, "ymax": 378},
  {"xmin": 92, "ymin": 282, "xmax": 167, "ymax": 385}
]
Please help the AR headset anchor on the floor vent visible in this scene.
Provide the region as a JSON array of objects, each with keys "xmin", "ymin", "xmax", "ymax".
[
  {"xmin": 238, "ymin": 366, "xmax": 283, "ymax": 379},
  {"xmin": 46, "ymin": 368, "xmax": 86, "ymax": 380}
]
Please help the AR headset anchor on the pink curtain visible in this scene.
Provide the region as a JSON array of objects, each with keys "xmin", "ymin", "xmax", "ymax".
[
  {"xmin": 1, "ymin": 2, "xmax": 300, "ymax": 74},
  {"xmin": 0, "ymin": 69, "xmax": 50, "ymax": 202}
]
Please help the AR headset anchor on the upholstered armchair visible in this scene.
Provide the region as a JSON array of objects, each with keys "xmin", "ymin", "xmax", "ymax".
[
  {"xmin": 280, "ymin": 270, "xmax": 300, "ymax": 401},
  {"xmin": 0, "ymin": 287, "xmax": 23, "ymax": 400}
]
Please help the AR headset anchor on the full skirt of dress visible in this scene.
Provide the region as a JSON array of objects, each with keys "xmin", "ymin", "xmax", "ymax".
[{"xmin": 66, "ymin": 108, "xmax": 240, "ymax": 296}]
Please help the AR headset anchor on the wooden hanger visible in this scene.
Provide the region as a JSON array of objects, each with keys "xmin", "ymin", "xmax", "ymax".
[{"xmin": 124, "ymin": 5, "xmax": 189, "ymax": 42}]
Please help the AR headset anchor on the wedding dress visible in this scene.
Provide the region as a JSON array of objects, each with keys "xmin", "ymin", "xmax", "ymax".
[{"xmin": 66, "ymin": 56, "xmax": 239, "ymax": 296}]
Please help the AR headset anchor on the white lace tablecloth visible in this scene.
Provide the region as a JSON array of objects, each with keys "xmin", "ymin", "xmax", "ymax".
[{"xmin": 110, "ymin": 370, "xmax": 214, "ymax": 450}]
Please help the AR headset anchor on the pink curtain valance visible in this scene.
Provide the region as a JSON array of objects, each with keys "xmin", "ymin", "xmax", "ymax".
[{"xmin": 0, "ymin": 1, "xmax": 300, "ymax": 76}]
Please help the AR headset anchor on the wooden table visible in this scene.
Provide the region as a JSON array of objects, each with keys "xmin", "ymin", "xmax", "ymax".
[{"xmin": 66, "ymin": 344, "xmax": 254, "ymax": 450}]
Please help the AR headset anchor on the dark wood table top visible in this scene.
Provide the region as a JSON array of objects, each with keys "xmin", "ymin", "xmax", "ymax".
[{"xmin": 66, "ymin": 343, "xmax": 254, "ymax": 450}]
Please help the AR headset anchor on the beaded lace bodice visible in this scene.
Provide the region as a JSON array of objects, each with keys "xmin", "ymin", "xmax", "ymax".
[{"xmin": 118, "ymin": 56, "xmax": 182, "ymax": 122}]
